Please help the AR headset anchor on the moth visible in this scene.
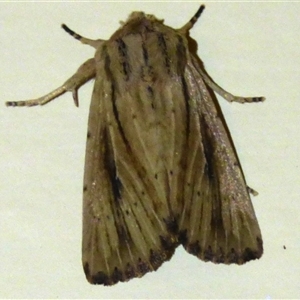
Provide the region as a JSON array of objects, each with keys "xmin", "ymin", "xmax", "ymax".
[{"xmin": 6, "ymin": 5, "xmax": 264, "ymax": 285}]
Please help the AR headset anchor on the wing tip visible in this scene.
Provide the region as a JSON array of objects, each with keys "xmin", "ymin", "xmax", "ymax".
[
  {"xmin": 182, "ymin": 235, "xmax": 263, "ymax": 265},
  {"xmin": 84, "ymin": 261, "xmax": 140, "ymax": 285},
  {"xmin": 83, "ymin": 246, "xmax": 176, "ymax": 285}
]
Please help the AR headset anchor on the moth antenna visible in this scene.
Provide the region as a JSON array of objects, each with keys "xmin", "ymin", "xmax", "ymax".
[
  {"xmin": 178, "ymin": 5, "xmax": 205, "ymax": 33},
  {"xmin": 61, "ymin": 24, "xmax": 104, "ymax": 49}
]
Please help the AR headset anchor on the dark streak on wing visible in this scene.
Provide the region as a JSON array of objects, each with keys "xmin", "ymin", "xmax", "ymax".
[
  {"xmin": 110, "ymin": 163, "xmax": 123, "ymax": 202},
  {"xmin": 147, "ymin": 85, "xmax": 154, "ymax": 97},
  {"xmin": 175, "ymin": 36, "xmax": 186, "ymax": 73},
  {"xmin": 199, "ymin": 117, "xmax": 225, "ymax": 240},
  {"xmin": 200, "ymin": 117, "xmax": 216, "ymax": 181},
  {"xmin": 141, "ymin": 36, "xmax": 155, "ymax": 107},
  {"xmin": 102, "ymin": 125, "xmax": 123, "ymax": 203},
  {"xmin": 117, "ymin": 38, "xmax": 131, "ymax": 81},
  {"xmin": 111, "ymin": 81, "xmax": 130, "ymax": 147},
  {"xmin": 104, "ymin": 53, "xmax": 130, "ymax": 147},
  {"xmin": 176, "ymin": 35, "xmax": 190, "ymax": 139},
  {"xmin": 142, "ymin": 41, "xmax": 149, "ymax": 64},
  {"xmin": 180, "ymin": 76, "xmax": 190, "ymax": 139},
  {"xmin": 157, "ymin": 33, "xmax": 170, "ymax": 73},
  {"xmin": 102, "ymin": 128, "xmax": 123, "ymax": 203}
]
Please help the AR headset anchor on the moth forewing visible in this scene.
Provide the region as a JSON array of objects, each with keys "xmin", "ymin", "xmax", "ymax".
[{"xmin": 6, "ymin": 5, "xmax": 263, "ymax": 285}]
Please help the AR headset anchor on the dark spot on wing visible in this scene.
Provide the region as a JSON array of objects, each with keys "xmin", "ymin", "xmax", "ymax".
[
  {"xmin": 147, "ymin": 85, "xmax": 154, "ymax": 97},
  {"xmin": 125, "ymin": 263, "xmax": 136, "ymax": 279},
  {"xmin": 164, "ymin": 217, "xmax": 178, "ymax": 234},
  {"xmin": 111, "ymin": 267, "xmax": 123, "ymax": 284},
  {"xmin": 187, "ymin": 241, "xmax": 201, "ymax": 256},
  {"xmin": 159, "ymin": 235, "xmax": 177, "ymax": 252},
  {"xmin": 91, "ymin": 271, "xmax": 110, "ymax": 285},
  {"xmin": 227, "ymin": 248, "xmax": 239, "ymax": 263},
  {"xmin": 149, "ymin": 249, "xmax": 165, "ymax": 269},
  {"xmin": 137, "ymin": 258, "xmax": 151, "ymax": 274},
  {"xmin": 178, "ymin": 229, "xmax": 188, "ymax": 246},
  {"xmin": 203, "ymin": 245, "xmax": 213, "ymax": 261}
]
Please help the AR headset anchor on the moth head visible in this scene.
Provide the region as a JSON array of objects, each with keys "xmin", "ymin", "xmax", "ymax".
[
  {"xmin": 123, "ymin": 11, "xmax": 164, "ymax": 25},
  {"xmin": 112, "ymin": 11, "xmax": 164, "ymax": 39},
  {"xmin": 112, "ymin": 6, "xmax": 204, "ymax": 41}
]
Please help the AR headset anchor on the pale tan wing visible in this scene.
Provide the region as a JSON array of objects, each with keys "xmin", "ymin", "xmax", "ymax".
[
  {"xmin": 177, "ymin": 57, "xmax": 263, "ymax": 264},
  {"xmin": 82, "ymin": 79, "xmax": 177, "ymax": 285},
  {"xmin": 82, "ymin": 82, "xmax": 176, "ymax": 285},
  {"xmin": 81, "ymin": 31, "xmax": 192, "ymax": 285}
]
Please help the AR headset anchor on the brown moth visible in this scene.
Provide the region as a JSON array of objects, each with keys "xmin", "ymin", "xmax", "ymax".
[{"xmin": 6, "ymin": 5, "xmax": 264, "ymax": 285}]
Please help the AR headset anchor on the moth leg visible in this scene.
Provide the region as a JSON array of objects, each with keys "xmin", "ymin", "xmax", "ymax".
[
  {"xmin": 62, "ymin": 24, "xmax": 104, "ymax": 49},
  {"xmin": 6, "ymin": 58, "xmax": 96, "ymax": 107},
  {"xmin": 197, "ymin": 67, "xmax": 265, "ymax": 103},
  {"xmin": 247, "ymin": 186, "xmax": 258, "ymax": 196}
]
